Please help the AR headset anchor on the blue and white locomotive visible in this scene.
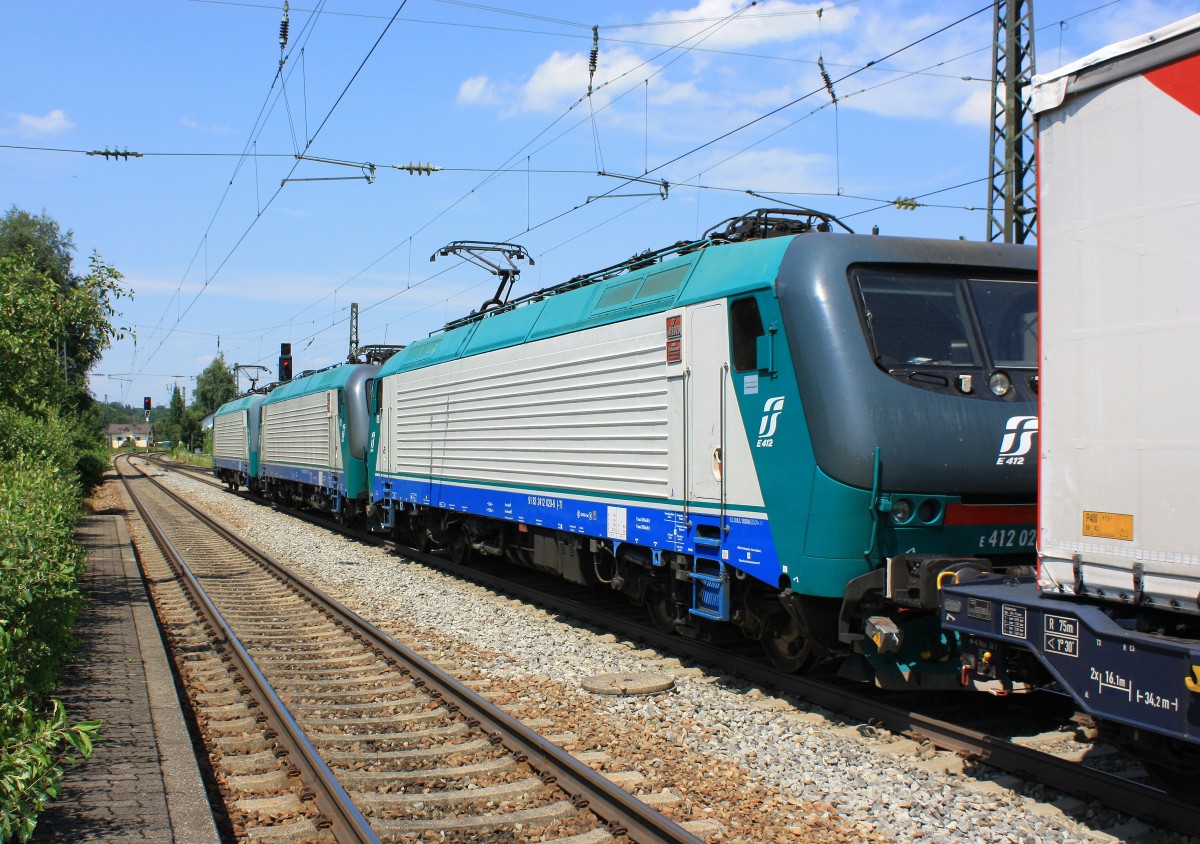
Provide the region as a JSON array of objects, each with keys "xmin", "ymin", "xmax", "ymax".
[
  {"xmin": 214, "ymin": 362, "xmax": 378, "ymax": 523},
  {"xmin": 212, "ymin": 391, "xmax": 266, "ymax": 490},
  {"xmin": 361, "ymin": 209, "xmax": 1039, "ymax": 683}
]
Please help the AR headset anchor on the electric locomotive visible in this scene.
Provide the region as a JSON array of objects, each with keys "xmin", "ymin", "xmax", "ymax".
[
  {"xmin": 367, "ymin": 209, "xmax": 1038, "ymax": 684},
  {"xmin": 212, "ymin": 391, "xmax": 266, "ymax": 491},
  {"xmin": 257, "ymin": 362, "xmax": 378, "ymax": 522}
]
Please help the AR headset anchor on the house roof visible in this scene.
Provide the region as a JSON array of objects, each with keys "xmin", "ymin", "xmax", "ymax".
[{"xmin": 106, "ymin": 423, "xmax": 151, "ymax": 436}]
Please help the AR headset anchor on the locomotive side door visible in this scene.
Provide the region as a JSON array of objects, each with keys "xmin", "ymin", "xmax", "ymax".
[{"xmin": 687, "ymin": 302, "xmax": 728, "ymax": 504}]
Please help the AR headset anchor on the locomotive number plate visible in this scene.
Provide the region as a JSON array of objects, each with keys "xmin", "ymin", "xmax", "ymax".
[{"xmin": 1082, "ymin": 511, "xmax": 1133, "ymax": 541}]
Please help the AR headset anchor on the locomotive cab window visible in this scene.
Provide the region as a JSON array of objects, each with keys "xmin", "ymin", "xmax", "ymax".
[
  {"xmin": 730, "ymin": 297, "xmax": 765, "ymax": 372},
  {"xmin": 854, "ymin": 269, "xmax": 1037, "ymax": 386},
  {"xmin": 968, "ymin": 278, "xmax": 1037, "ymax": 368}
]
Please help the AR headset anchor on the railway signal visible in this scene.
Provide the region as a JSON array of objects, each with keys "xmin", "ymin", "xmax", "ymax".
[{"xmin": 279, "ymin": 343, "xmax": 292, "ymax": 382}]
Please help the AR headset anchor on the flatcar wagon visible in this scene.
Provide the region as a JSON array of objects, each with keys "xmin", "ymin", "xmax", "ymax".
[
  {"xmin": 259, "ymin": 362, "xmax": 378, "ymax": 523},
  {"xmin": 367, "ymin": 209, "xmax": 1039, "ymax": 685},
  {"xmin": 941, "ymin": 15, "xmax": 1200, "ymax": 785},
  {"xmin": 212, "ymin": 392, "xmax": 266, "ymax": 491}
]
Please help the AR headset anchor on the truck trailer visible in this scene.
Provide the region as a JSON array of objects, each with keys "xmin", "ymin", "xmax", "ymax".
[{"xmin": 940, "ymin": 14, "xmax": 1200, "ymax": 786}]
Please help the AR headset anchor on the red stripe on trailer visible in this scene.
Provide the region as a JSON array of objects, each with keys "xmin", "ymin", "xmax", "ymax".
[
  {"xmin": 944, "ymin": 503, "xmax": 1036, "ymax": 526},
  {"xmin": 1144, "ymin": 54, "xmax": 1200, "ymax": 116}
]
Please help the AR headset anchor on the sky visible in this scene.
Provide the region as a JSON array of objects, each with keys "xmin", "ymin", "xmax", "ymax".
[{"xmin": 2, "ymin": 0, "xmax": 1194, "ymax": 407}]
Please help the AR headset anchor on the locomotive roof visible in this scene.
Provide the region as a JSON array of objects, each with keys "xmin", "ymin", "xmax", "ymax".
[
  {"xmin": 376, "ymin": 229, "xmax": 1032, "ymax": 379},
  {"xmin": 261, "ymin": 362, "xmax": 376, "ymax": 405},
  {"xmin": 378, "ymin": 234, "xmax": 794, "ymax": 378},
  {"xmin": 213, "ymin": 391, "xmax": 267, "ymax": 417}
]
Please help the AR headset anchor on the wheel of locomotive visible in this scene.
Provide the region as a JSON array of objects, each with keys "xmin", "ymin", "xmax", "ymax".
[
  {"xmin": 645, "ymin": 585, "xmax": 678, "ymax": 634},
  {"xmin": 761, "ymin": 612, "xmax": 815, "ymax": 673},
  {"xmin": 447, "ymin": 525, "xmax": 472, "ymax": 564},
  {"xmin": 409, "ymin": 520, "xmax": 431, "ymax": 554}
]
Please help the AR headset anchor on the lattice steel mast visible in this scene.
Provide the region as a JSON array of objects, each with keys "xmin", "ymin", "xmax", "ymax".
[{"xmin": 987, "ymin": 0, "xmax": 1037, "ymax": 243}]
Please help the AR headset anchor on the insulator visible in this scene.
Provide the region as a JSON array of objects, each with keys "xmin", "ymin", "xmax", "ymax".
[
  {"xmin": 587, "ymin": 24, "xmax": 599, "ymax": 95},
  {"xmin": 818, "ymin": 56, "xmax": 837, "ymax": 105},
  {"xmin": 279, "ymin": 1, "xmax": 290, "ymax": 49},
  {"xmin": 398, "ymin": 161, "xmax": 441, "ymax": 175}
]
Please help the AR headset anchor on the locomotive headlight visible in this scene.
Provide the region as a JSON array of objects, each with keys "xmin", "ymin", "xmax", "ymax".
[
  {"xmin": 891, "ymin": 498, "xmax": 914, "ymax": 524},
  {"xmin": 988, "ymin": 370, "xmax": 1012, "ymax": 397},
  {"xmin": 917, "ymin": 498, "xmax": 942, "ymax": 524}
]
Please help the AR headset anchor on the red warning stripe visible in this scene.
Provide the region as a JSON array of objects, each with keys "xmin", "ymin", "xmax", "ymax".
[
  {"xmin": 1145, "ymin": 53, "xmax": 1200, "ymax": 116},
  {"xmin": 944, "ymin": 503, "xmax": 1036, "ymax": 526}
]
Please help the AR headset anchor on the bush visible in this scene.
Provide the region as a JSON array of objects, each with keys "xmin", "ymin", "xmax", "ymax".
[
  {"xmin": 0, "ymin": 414, "xmax": 99, "ymax": 841},
  {"xmin": 0, "ymin": 407, "xmax": 75, "ymax": 478},
  {"xmin": 69, "ymin": 416, "xmax": 108, "ymax": 493},
  {"xmin": 0, "ymin": 451, "xmax": 84, "ymax": 695},
  {"xmin": 0, "ymin": 405, "xmax": 108, "ymax": 495}
]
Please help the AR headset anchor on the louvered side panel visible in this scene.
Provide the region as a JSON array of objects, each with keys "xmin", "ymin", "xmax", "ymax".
[
  {"xmin": 389, "ymin": 316, "xmax": 671, "ymax": 499},
  {"xmin": 213, "ymin": 412, "xmax": 248, "ymax": 461},
  {"xmin": 262, "ymin": 391, "xmax": 334, "ymax": 468}
]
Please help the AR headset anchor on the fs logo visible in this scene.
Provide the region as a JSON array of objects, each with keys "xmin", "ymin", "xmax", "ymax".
[
  {"xmin": 997, "ymin": 415, "xmax": 1038, "ymax": 465},
  {"xmin": 756, "ymin": 397, "xmax": 785, "ymax": 448}
]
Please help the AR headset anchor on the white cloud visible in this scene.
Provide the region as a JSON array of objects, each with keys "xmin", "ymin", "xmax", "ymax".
[
  {"xmin": 457, "ymin": 75, "xmax": 499, "ymax": 106},
  {"xmin": 696, "ymin": 146, "xmax": 832, "ymax": 194},
  {"xmin": 643, "ymin": 0, "xmax": 855, "ymax": 50},
  {"xmin": 1070, "ymin": 0, "xmax": 1197, "ymax": 54},
  {"xmin": 952, "ymin": 84, "xmax": 991, "ymax": 126},
  {"xmin": 14, "ymin": 109, "xmax": 74, "ymax": 137},
  {"xmin": 825, "ymin": 10, "xmax": 992, "ymax": 123},
  {"xmin": 520, "ymin": 51, "xmax": 591, "ymax": 113},
  {"xmin": 490, "ymin": 46, "xmax": 698, "ymax": 116},
  {"xmin": 179, "ymin": 116, "xmax": 235, "ymax": 133}
]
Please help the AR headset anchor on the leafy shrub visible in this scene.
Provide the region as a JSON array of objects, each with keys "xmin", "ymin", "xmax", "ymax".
[
  {"xmin": 0, "ymin": 407, "xmax": 74, "ymax": 478},
  {"xmin": 0, "ymin": 405, "xmax": 108, "ymax": 495},
  {"xmin": 0, "ymin": 699, "xmax": 98, "ymax": 842},
  {"xmin": 0, "ymin": 424, "xmax": 99, "ymax": 841},
  {"xmin": 0, "ymin": 450, "xmax": 84, "ymax": 695},
  {"xmin": 69, "ymin": 417, "xmax": 108, "ymax": 493}
]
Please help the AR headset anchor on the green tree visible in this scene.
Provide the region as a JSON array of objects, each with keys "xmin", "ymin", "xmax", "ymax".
[
  {"xmin": 161, "ymin": 384, "xmax": 187, "ymax": 446},
  {"xmin": 0, "ymin": 208, "xmax": 72, "ymax": 291},
  {"xmin": 0, "ymin": 251, "xmax": 126, "ymax": 414},
  {"xmin": 0, "ymin": 208, "xmax": 128, "ymax": 402},
  {"xmin": 193, "ymin": 353, "xmax": 238, "ymax": 417}
]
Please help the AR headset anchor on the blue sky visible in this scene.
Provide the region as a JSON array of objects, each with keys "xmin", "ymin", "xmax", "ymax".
[{"xmin": 2, "ymin": 0, "xmax": 1193, "ymax": 407}]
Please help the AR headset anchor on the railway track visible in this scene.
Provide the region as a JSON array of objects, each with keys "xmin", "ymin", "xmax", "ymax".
[
  {"xmin": 120, "ymin": 454, "xmax": 701, "ymax": 843},
  {"xmin": 149, "ymin": 455, "xmax": 1200, "ymax": 836}
]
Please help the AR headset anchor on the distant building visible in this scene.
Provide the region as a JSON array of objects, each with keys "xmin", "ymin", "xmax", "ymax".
[{"xmin": 107, "ymin": 423, "xmax": 152, "ymax": 449}]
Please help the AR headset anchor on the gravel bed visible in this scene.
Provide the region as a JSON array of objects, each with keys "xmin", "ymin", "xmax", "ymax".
[{"xmin": 153, "ymin": 468, "xmax": 1192, "ymax": 844}]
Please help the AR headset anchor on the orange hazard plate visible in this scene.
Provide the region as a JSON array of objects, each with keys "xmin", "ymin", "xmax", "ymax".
[{"xmin": 1082, "ymin": 511, "xmax": 1133, "ymax": 541}]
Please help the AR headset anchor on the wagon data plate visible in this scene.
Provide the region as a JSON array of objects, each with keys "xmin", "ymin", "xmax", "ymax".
[{"xmin": 1082, "ymin": 511, "xmax": 1133, "ymax": 541}]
